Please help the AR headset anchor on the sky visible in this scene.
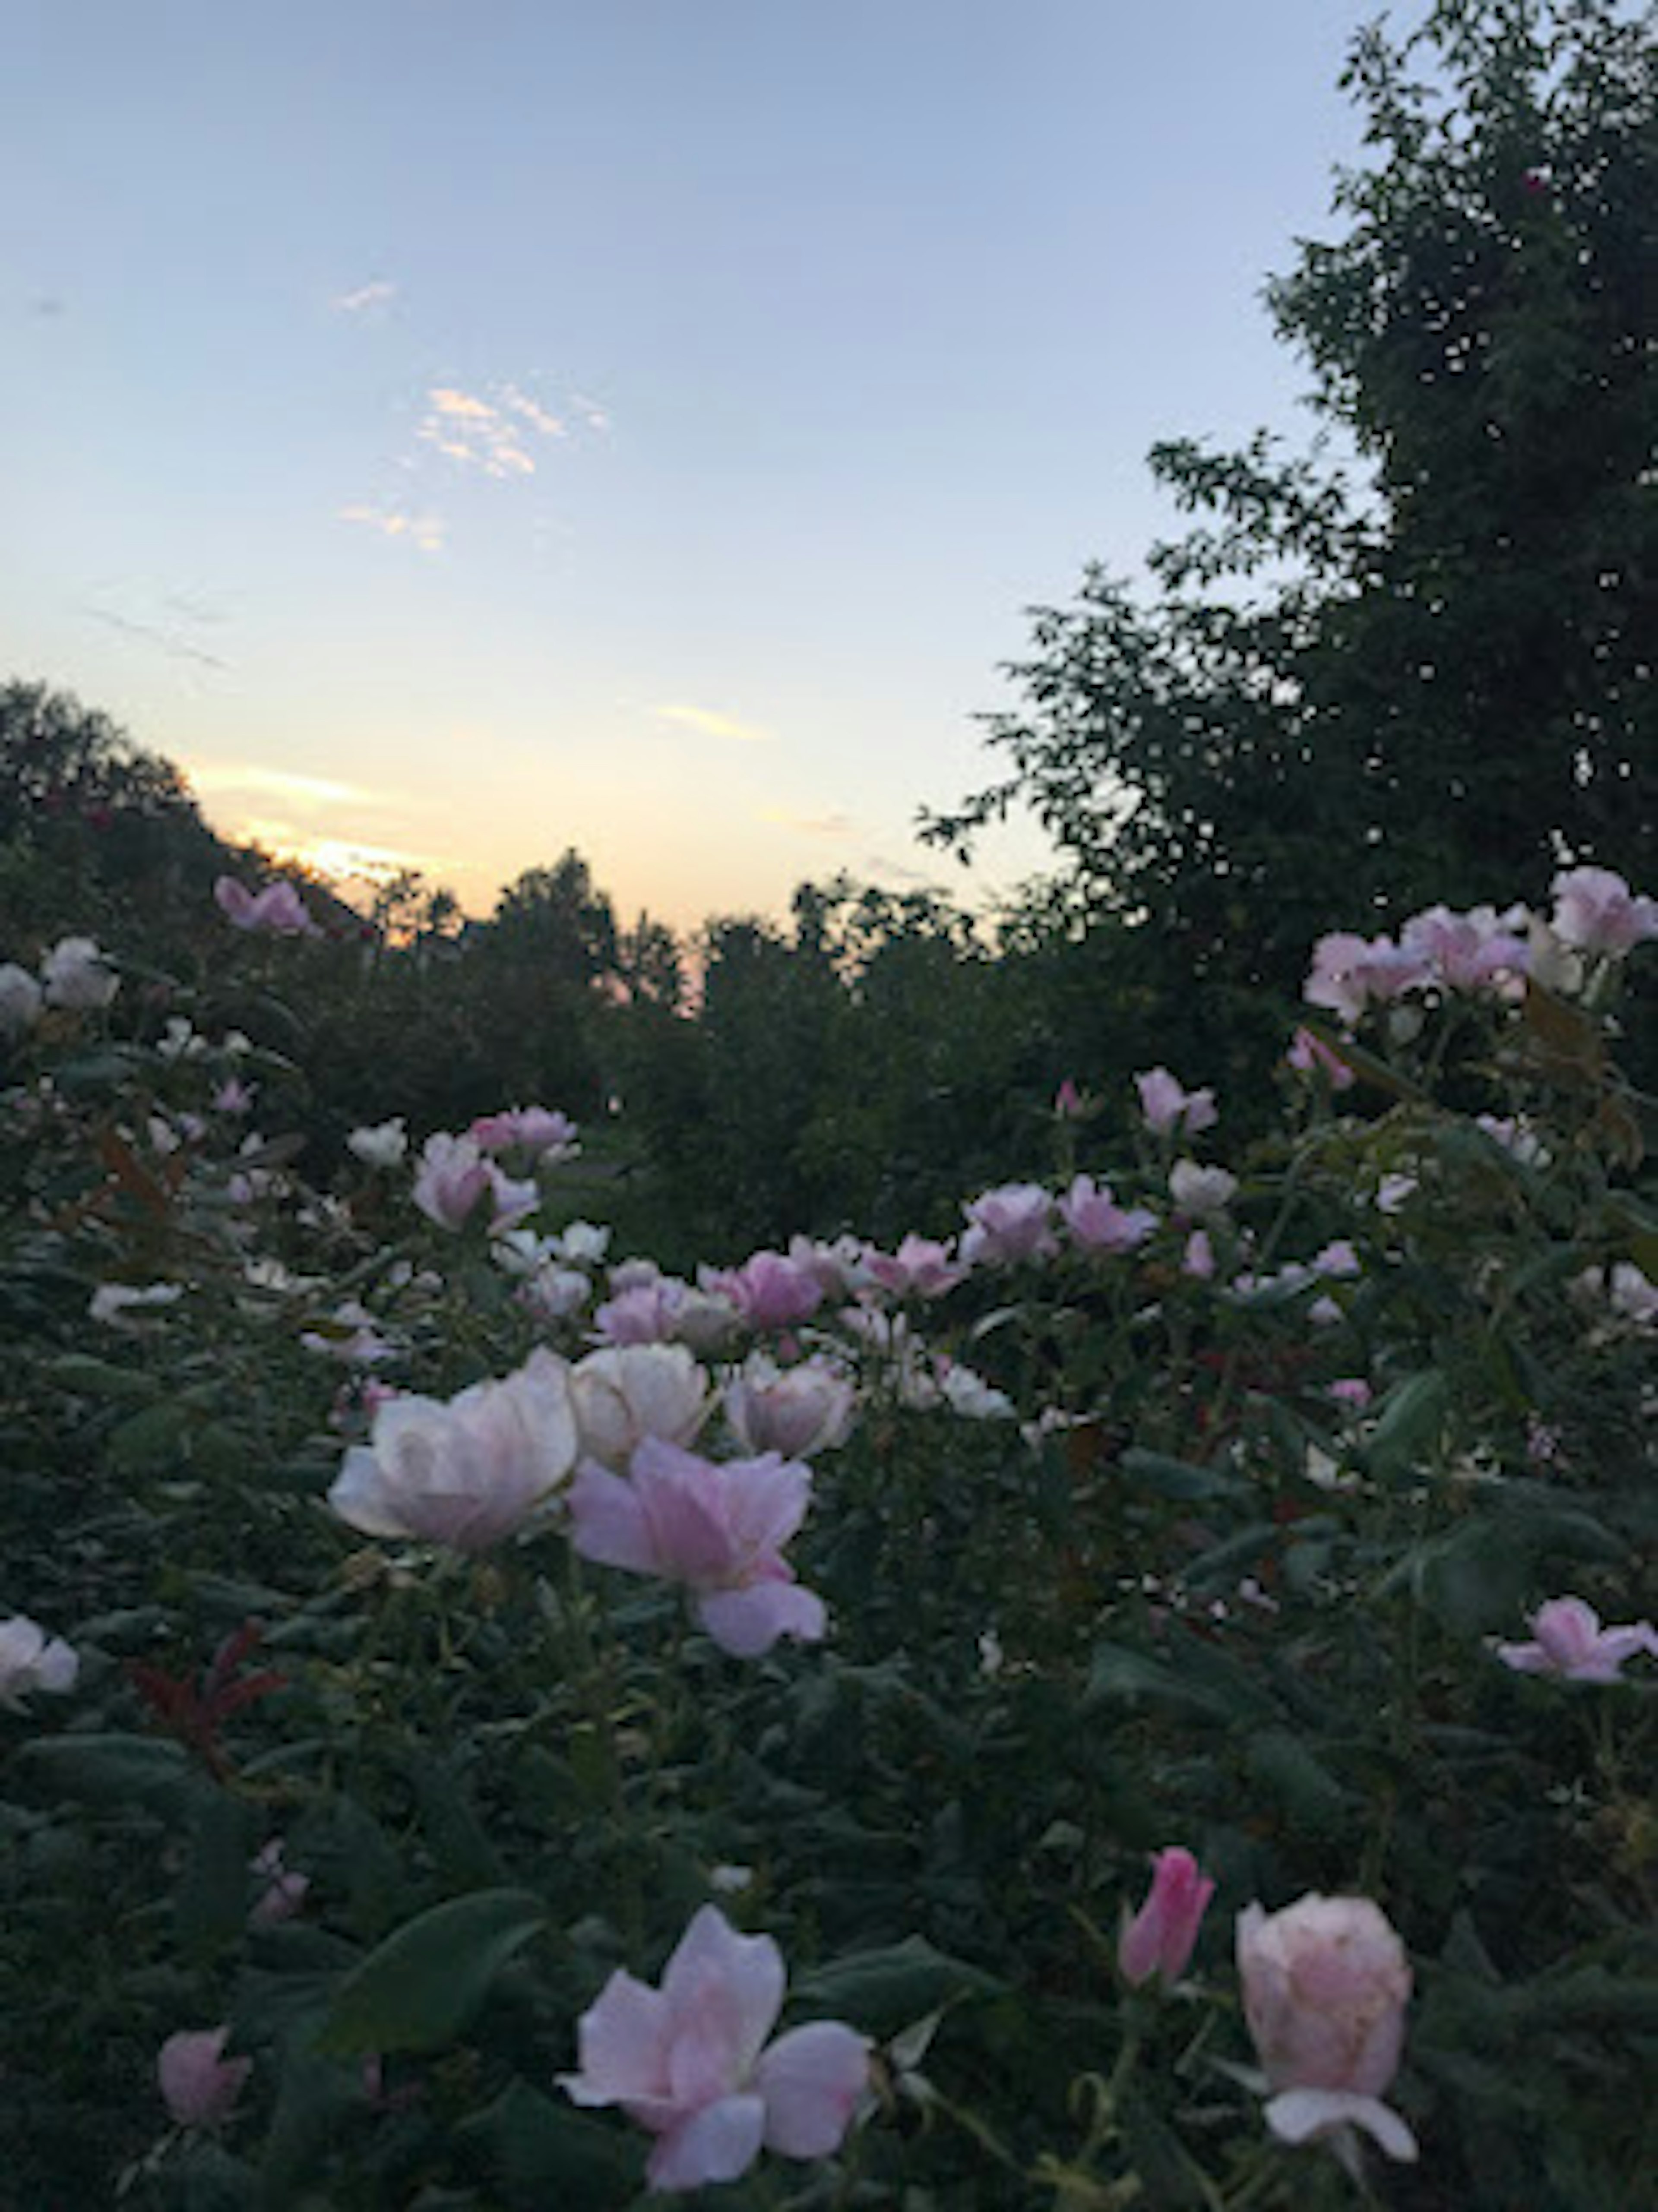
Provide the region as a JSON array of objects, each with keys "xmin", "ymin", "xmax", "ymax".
[{"xmin": 3, "ymin": 0, "xmax": 1376, "ymax": 932}]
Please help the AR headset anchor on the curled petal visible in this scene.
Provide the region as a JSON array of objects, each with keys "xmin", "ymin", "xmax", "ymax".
[
  {"xmin": 699, "ymin": 1579, "xmax": 827, "ymax": 1658},
  {"xmin": 1265, "ymin": 2086, "xmax": 1418, "ymax": 2163}
]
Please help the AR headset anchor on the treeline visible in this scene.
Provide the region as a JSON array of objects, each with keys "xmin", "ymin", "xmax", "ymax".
[{"xmin": 5, "ymin": 0, "xmax": 1653, "ymax": 1250}]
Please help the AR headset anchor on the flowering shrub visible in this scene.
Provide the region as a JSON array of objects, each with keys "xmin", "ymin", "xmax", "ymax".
[{"xmin": 0, "ymin": 869, "xmax": 1653, "ymax": 2206}]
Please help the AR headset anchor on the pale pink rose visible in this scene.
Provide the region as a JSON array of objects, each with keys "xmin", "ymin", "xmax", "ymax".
[
  {"xmin": 1303, "ymin": 932, "xmax": 1429, "ymax": 1026},
  {"xmin": 214, "ymin": 876, "xmax": 319, "ymax": 937},
  {"xmin": 1060, "ymin": 1175, "xmax": 1157, "ymax": 1255},
  {"xmin": 1182, "ymin": 1229, "xmax": 1216, "ymax": 1280},
  {"xmin": 1496, "ymin": 1596, "xmax": 1658, "ymax": 1683},
  {"xmin": 41, "ymin": 935, "xmax": 118, "ymax": 1010},
  {"xmin": 1548, "ymin": 865, "xmax": 1658, "ymax": 956},
  {"xmin": 468, "ymin": 1105, "xmax": 580, "ymax": 1159},
  {"xmin": 0, "ymin": 1615, "xmax": 79, "ymax": 1705},
  {"xmin": 705, "ymin": 1252, "xmax": 824, "ymax": 1332},
  {"xmin": 0, "ymin": 962, "xmax": 43, "ymax": 1037},
  {"xmin": 411, "ymin": 1132, "xmax": 494, "ymax": 1230},
  {"xmin": 571, "ymin": 1343, "xmax": 711, "ymax": 1467},
  {"xmin": 1400, "ymin": 904, "xmax": 1530, "ymax": 992},
  {"xmin": 158, "ymin": 2026, "xmax": 252, "ymax": 2129},
  {"xmin": 1118, "ymin": 1847, "xmax": 1215, "ymax": 1988},
  {"xmin": 1169, "ymin": 1160, "xmax": 1237, "ymax": 1219},
  {"xmin": 567, "ymin": 1438, "xmax": 826, "ymax": 1658},
  {"xmin": 596, "ymin": 1277, "xmax": 687, "ymax": 1346},
  {"xmin": 328, "ymin": 1347, "xmax": 578, "ymax": 1552},
  {"xmin": 861, "ymin": 1235, "xmax": 965, "ymax": 1299},
  {"xmin": 1237, "ymin": 1894, "xmax": 1416, "ymax": 2163},
  {"xmin": 960, "ymin": 1184, "xmax": 1056, "ymax": 1267},
  {"xmin": 1135, "ymin": 1066, "xmax": 1218, "ymax": 1138},
  {"xmin": 558, "ymin": 1905, "xmax": 869, "ymax": 2191},
  {"xmin": 725, "ymin": 1356, "xmax": 856, "ymax": 1458}
]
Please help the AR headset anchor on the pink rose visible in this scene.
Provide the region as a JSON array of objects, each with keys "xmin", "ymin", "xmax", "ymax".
[
  {"xmin": 1237, "ymin": 1893, "xmax": 1417, "ymax": 2163},
  {"xmin": 559, "ymin": 1905, "xmax": 868, "ymax": 2192},
  {"xmin": 1496, "ymin": 1596, "xmax": 1658, "ymax": 1684},
  {"xmin": 1135, "ymin": 1066, "xmax": 1218, "ymax": 1138}
]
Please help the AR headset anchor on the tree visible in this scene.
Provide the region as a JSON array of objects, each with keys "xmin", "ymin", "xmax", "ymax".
[{"xmin": 926, "ymin": 0, "xmax": 1657, "ymax": 1009}]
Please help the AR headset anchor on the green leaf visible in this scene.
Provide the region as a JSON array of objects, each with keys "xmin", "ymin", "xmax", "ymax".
[
  {"xmin": 313, "ymin": 1887, "xmax": 547, "ymax": 2057},
  {"xmin": 176, "ymin": 1789, "xmax": 262, "ymax": 1959},
  {"xmin": 49, "ymin": 1353, "xmax": 162, "ymax": 1403},
  {"xmin": 1360, "ymin": 1370, "xmax": 1449, "ymax": 1485},
  {"xmin": 456, "ymin": 2081, "xmax": 640, "ymax": 2199},
  {"xmin": 789, "ymin": 1935, "xmax": 1002, "ymax": 2035},
  {"xmin": 20, "ymin": 1732, "xmax": 195, "ymax": 1814},
  {"xmin": 1118, "ymin": 1447, "xmax": 1249, "ymax": 1502}
]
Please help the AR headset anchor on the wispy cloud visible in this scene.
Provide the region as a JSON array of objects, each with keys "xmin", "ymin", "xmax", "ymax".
[
  {"xmin": 655, "ymin": 703, "xmax": 771, "ymax": 745},
  {"xmin": 81, "ymin": 605, "xmax": 229, "ymax": 670},
  {"xmin": 415, "ymin": 384, "xmax": 563, "ymax": 480},
  {"xmin": 333, "ymin": 278, "xmax": 398, "ymax": 315},
  {"xmin": 191, "ymin": 764, "xmax": 376, "ymax": 808},
  {"xmin": 758, "ymin": 806, "xmax": 855, "ymax": 837},
  {"xmin": 338, "ymin": 504, "xmax": 446, "ymax": 553}
]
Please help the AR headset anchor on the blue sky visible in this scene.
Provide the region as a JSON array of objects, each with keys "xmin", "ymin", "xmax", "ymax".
[{"xmin": 4, "ymin": 0, "xmax": 1373, "ymax": 929}]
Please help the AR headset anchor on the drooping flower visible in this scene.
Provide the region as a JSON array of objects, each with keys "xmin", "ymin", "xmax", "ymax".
[
  {"xmin": 41, "ymin": 935, "xmax": 118, "ymax": 1010},
  {"xmin": 0, "ymin": 1615, "xmax": 79, "ymax": 1706},
  {"xmin": 1237, "ymin": 1894, "xmax": 1416, "ymax": 2164},
  {"xmin": 558, "ymin": 1905, "xmax": 869, "ymax": 2192},
  {"xmin": 1135, "ymin": 1066, "xmax": 1218, "ymax": 1138},
  {"xmin": 328, "ymin": 1347, "xmax": 578, "ymax": 1552},
  {"xmin": 1496, "ymin": 1596, "xmax": 1658, "ymax": 1684},
  {"xmin": 1118, "ymin": 1847, "xmax": 1215, "ymax": 1988},
  {"xmin": 158, "ymin": 2026, "xmax": 252, "ymax": 2129},
  {"xmin": 567, "ymin": 1438, "xmax": 826, "ymax": 1657}
]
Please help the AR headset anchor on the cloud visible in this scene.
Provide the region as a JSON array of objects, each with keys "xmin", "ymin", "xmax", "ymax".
[
  {"xmin": 191, "ymin": 764, "xmax": 375, "ymax": 808},
  {"xmin": 758, "ymin": 806, "xmax": 856, "ymax": 837},
  {"xmin": 297, "ymin": 836, "xmax": 429, "ymax": 885},
  {"xmin": 334, "ymin": 278, "xmax": 398, "ymax": 315},
  {"xmin": 338, "ymin": 504, "xmax": 446, "ymax": 553},
  {"xmin": 414, "ymin": 384, "xmax": 557, "ymax": 480},
  {"xmin": 654, "ymin": 703, "xmax": 771, "ymax": 745}
]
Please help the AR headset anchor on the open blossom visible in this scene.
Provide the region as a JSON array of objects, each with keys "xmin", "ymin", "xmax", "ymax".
[
  {"xmin": 960, "ymin": 1184, "xmax": 1056, "ymax": 1267},
  {"xmin": 567, "ymin": 1438, "xmax": 826, "ymax": 1658},
  {"xmin": 1237, "ymin": 1894, "xmax": 1416, "ymax": 2165},
  {"xmin": 726, "ymin": 1355, "xmax": 856, "ymax": 1458},
  {"xmin": 158, "ymin": 2026, "xmax": 252, "ymax": 2129},
  {"xmin": 348, "ymin": 1118, "xmax": 408, "ymax": 1170},
  {"xmin": 559, "ymin": 1904, "xmax": 869, "ymax": 2192},
  {"xmin": 1400, "ymin": 903, "xmax": 1530, "ymax": 993},
  {"xmin": 571, "ymin": 1343, "xmax": 712, "ymax": 1467},
  {"xmin": 1548, "ymin": 865, "xmax": 1658, "ymax": 956},
  {"xmin": 596, "ymin": 1277, "xmax": 687, "ymax": 1346},
  {"xmin": 705, "ymin": 1251, "xmax": 824, "ymax": 1332},
  {"xmin": 411, "ymin": 1132, "xmax": 535, "ymax": 1233},
  {"xmin": 1304, "ymin": 931, "xmax": 1428, "ymax": 1026},
  {"xmin": 1496, "ymin": 1596, "xmax": 1658, "ymax": 1684},
  {"xmin": 1169, "ymin": 1160, "xmax": 1237, "ymax": 1219},
  {"xmin": 0, "ymin": 1615, "xmax": 79, "ymax": 1706},
  {"xmin": 1118, "ymin": 1847, "xmax": 1215, "ymax": 1988},
  {"xmin": 215, "ymin": 875, "xmax": 319, "ymax": 937},
  {"xmin": 42, "ymin": 935, "xmax": 118, "ymax": 1010},
  {"xmin": 1060, "ymin": 1175, "xmax": 1157, "ymax": 1254},
  {"xmin": 1136, "ymin": 1066, "xmax": 1218, "ymax": 1138},
  {"xmin": 468, "ymin": 1105, "xmax": 580, "ymax": 1160},
  {"xmin": 862, "ymin": 1235, "xmax": 965, "ymax": 1299},
  {"xmin": 328, "ymin": 1347, "xmax": 578, "ymax": 1552},
  {"xmin": 0, "ymin": 961, "xmax": 43, "ymax": 1037}
]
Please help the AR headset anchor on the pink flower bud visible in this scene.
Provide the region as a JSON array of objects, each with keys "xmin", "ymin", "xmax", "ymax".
[{"xmin": 1117, "ymin": 1846, "xmax": 1215, "ymax": 1987}]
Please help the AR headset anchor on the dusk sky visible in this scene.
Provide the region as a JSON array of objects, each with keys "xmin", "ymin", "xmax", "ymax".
[{"xmin": 5, "ymin": 0, "xmax": 1372, "ymax": 930}]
